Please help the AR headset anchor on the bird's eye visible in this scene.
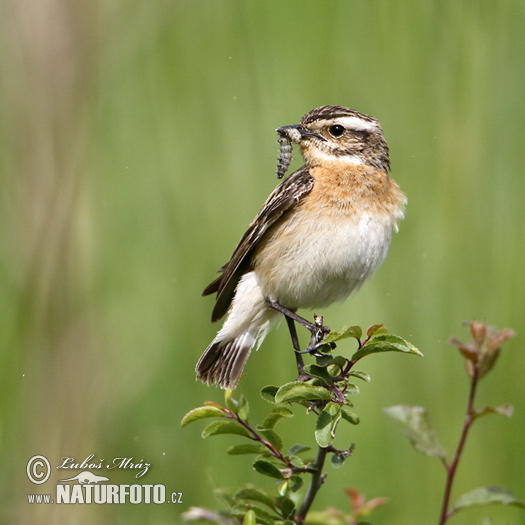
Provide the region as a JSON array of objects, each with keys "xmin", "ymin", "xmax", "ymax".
[{"xmin": 328, "ymin": 124, "xmax": 345, "ymax": 138}]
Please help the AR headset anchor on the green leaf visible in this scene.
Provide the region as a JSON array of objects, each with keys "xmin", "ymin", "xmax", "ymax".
[
  {"xmin": 243, "ymin": 509, "xmax": 257, "ymax": 525},
  {"xmin": 341, "ymin": 405, "xmax": 360, "ymax": 425},
  {"xmin": 329, "ymin": 355, "xmax": 348, "ymax": 370},
  {"xmin": 324, "ymin": 401, "xmax": 340, "ymax": 416},
  {"xmin": 288, "ymin": 444, "xmax": 311, "ymax": 456},
  {"xmin": 304, "ymin": 364, "xmax": 333, "ymax": 385},
  {"xmin": 227, "ymin": 444, "xmax": 268, "ymax": 455},
  {"xmin": 201, "ymin": 420, "xmax": 250, "ymax": 439},
  {"xmin": 289, "ymin": 455, "xmax": 304, "ymax": 468},
  {"xmin": 275, "ymin": 381, "xmax": 303, "ymax": 403},
  {"xmin": 366, "ymin": 323, "xmax": 388, "ymax": 338},
  {"xmin": 259, "ymin": 429, "xmax": 283, "ymax": 452},
  {"xmin": 224, "ymin": 389, "xmax": 236, "ymax": 411},
  {"xmin": 204, "ymin": 400, "xmax": 224, "ymax": 409},
  {"xmin": 472, "ymin": 404, "xmax": 514, "ymax": 420},
  {"xmin": 349, "ymin": 370, "xmax": 371, "ymax": 382},
  {"xmin": 314, "ymin": 411, "xmax": 332, "ymax": 448},
  {"xmin": 261, "ymin": 385, "xmax": 279, "ymax": 404},
  {"xmin": 323, "ymin": 325, "xmax": 362, "ymax": 344},
  {"xmin": 353, "ymin": 334, "xmax": 423, "ymax": 361},
  {"xmin": 276, "ymin": 495, "xmax": 296, "ymax": 519},
  {"xmin": 262, "ymin": 407, "xmax": 294, "ymax": 429},
  {"xmin": 384, "ymin": 405, "xmax": 447, "ymax": 459},
  {"xmin": 253, "ymin": 459, "xmax": 284, "ymax": 479},
  {"xmin": 315, "ymin": 402, "xmax": 342, "ymax": 447},
  {"xmin": 226, "ymin": 393, "xmax": 250, "ymax": 419},
  {"xmin": 288, "ymin": 475, "xmax": 303, "ymax": 492},
  {"xmin": 315, "ymin": 354, "xmax": 335, "ymax": 366},
  {"xmin": 231, "ymin": 504, "xmax": 276, "ymax": 525},
  {"xmin": 273, "ymin": 382, "xmax": 297, "ymax": 401},
  {"xmin": 238, "ymin": 395, "xmax": 250, "ymax": 420},
  {"xmin": 180, "ymin": 406, "xmax": 225, "ymax": 427},
  {"xmin": 275, "ymin": 383, "xmax": 332, "ymax": 403},
  {"xmin": 452, "ymin": 486, "xmax": 525, "ymax": 513},
  {"xmin": 277, "ymin": 480, "xmax": 289, "ymax": 496},
  {"xmin": 234, "ymin": 488, "xmax": 277, "ymax": 511}
]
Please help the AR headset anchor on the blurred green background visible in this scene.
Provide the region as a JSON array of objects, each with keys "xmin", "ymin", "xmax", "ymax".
[{"xmin": 1, "ymin": 1, "xmax": 524, "ymax": 523}]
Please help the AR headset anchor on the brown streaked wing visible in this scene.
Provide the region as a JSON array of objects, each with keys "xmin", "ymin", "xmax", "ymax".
[{"xmin": 204, "ymin": 165, "xmax": 315, "ymax": 322}]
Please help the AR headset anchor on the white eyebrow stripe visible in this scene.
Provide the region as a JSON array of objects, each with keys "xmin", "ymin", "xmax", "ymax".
[{"xmin": 316, "ymin": 116, "xmax": 378, "ymax": 131}]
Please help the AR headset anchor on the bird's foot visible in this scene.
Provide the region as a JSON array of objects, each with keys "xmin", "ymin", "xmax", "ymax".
[{"xmin": 308, "ymin": 314, "xmax": 330, "ymax": 347}]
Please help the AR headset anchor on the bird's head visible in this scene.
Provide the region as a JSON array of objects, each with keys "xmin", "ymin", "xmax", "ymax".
[{"xmin": 276, "ymin": 105, "xmax": 390, "ymax": 178}]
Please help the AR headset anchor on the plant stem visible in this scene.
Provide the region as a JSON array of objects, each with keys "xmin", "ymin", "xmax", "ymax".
[
  {"xmin": 231, "ymin": 411, "xmax": 290, "ymax": 465},
  {"xmin": 438, "ymin": 365, "xmax": 480, "ymax": 525},
  {"xmin": 295, "ymin": 445, "xmax": 328, "ymax": 524}
]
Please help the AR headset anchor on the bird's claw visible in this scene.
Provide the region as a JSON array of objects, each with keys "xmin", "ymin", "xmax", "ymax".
[{"xmin": 308, "ymin": 314, "xmax": 330, "ymax": 348}]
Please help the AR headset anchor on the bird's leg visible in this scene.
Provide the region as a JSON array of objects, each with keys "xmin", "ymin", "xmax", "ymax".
[
  {"xmin": 266, "ymin": 299, "xmax": 316, "ymax": 330},
  {"xmin": 266, "ymin": 299, "xmax": 331, "ymax": 352},
  {"xmin": 284, "ymin": 317, "xmax": 310, "ymax": 381}
]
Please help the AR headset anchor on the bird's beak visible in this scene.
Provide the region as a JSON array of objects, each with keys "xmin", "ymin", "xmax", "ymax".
[{"xmin": 276, "ymin": 125, "xmax": 320, "ymax": 144}]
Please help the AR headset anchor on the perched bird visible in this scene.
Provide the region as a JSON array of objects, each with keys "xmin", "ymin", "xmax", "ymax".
[{"xmin": 196, "ymin": 105, "xmax": 406, "ymax": 389}]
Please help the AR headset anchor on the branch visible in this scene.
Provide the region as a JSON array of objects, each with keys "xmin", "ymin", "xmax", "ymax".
[
  {"xmin": 438, "ymin": 364, "xmax": 480, "ymax": 524},
  {"xmin": 227, "ymin": 410, "xmax": 294, "ymax": 469},
  {"xmin": 295, "ymin": 445, "xmax": 329, "ymax": 524}
]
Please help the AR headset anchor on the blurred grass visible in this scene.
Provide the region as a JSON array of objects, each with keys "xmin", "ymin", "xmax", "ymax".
[{"xmin": 1, "ymin": 1, "xmax": 524, "ymax": 523}]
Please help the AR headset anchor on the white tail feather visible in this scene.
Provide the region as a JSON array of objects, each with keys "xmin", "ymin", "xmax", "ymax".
[{"xmin": 197, "ymin": 272, "xmax": 277, "ymax": 389}]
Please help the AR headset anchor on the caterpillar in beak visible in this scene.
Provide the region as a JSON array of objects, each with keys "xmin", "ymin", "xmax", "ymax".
[{"xmin": 276, "ymin": 135, "xmax": 293, "ymax": 179}]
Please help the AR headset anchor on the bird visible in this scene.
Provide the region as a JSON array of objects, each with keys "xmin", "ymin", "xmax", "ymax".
[{"xmin": 196, "ymin": 105, "xmax": 406, "ymax": 389}]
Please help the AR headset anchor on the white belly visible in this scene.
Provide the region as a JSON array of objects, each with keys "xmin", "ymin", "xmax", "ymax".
[{"xmin": 254, "ymin": 212, "xmax": 394, "ymax": 310}]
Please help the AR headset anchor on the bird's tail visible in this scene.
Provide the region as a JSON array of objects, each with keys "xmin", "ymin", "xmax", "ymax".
[
  {"xmin": 196, "ymin": 331, "xmax": 258, "ymax": 389},
  {"xmin": 196, "ymin": 271, "xmax": 277, "ymax": 389}
]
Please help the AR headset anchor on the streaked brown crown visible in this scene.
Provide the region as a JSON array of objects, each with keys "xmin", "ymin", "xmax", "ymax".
[{"xmin": 300, "ymin": 105, "xmax": 379, "ymax": 128}]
